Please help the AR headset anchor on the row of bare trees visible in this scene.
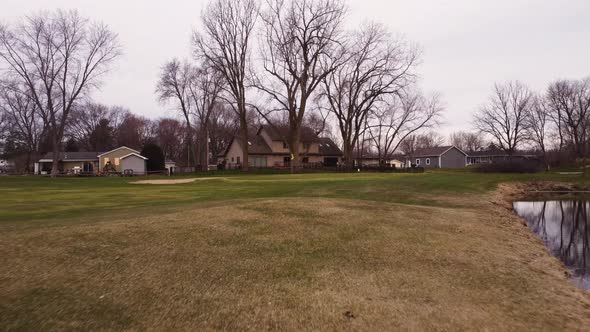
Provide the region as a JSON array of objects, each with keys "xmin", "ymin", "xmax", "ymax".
[
  {"xmin": 2, "ymin": 2, "xmax": 444, "ymax": 175},
  {"xmin": 473, "ymin": 78, "xmax": 590, "ymax": 168},
  {"xmin": 0, "ymin": 10, "xmax": 121, "ymax": 176},
  {"xmin": 0, "ymin": 10, "xmax": 241, "ymax": 174},
  {"xmin": 158, "ymin": 0, "xmax": 442, "ymax": 172}
]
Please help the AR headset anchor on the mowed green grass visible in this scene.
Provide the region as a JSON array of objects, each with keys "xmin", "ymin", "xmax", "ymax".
[
  {"xmin": 2, "ymin": 171, "xmax": 590, "ymax": 330},
  {"xmin": 0, "ymin": 170, "xmax": 586, "ymax": 225}
]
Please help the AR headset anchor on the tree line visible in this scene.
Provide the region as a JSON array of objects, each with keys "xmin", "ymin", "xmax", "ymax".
[
  {"xmin": 157, "ymin": 0, "xmax": 442, "ymax": 173},
  {"xmin": 473, "ymin": 78, "xmax": 590, "ymax": 168},
  {"xmin": 2, "ymin": 3, "xmax": 587, "ymax": 175}
]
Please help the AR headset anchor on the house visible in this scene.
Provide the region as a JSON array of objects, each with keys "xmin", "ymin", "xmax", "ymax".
[
  {"xmin": 218, "ymin": 125, "xmax": 343, "ymax": 168},
  {"xmin": 36, "ymin": 146, "xmax": 148, "ymax": 175},
  {"xmin": 466, "ymin": 149, "xmax": 539, "ymax": 165},
  {"xmin": 353, "ymin": 152, "xmax": 405, "ymax": 168},
  {"xmin": 406, "ymin": 146, "xmax": 467, "ymax": 168}
]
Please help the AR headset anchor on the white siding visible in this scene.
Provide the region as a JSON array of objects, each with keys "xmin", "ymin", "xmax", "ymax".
[{"xmin": 121, "ymin": 155, "xmax": 146, "ymax": 175}]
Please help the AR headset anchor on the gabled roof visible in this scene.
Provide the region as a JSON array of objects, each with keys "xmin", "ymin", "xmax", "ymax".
[
  {"xmin": 259, "ymin": 125, "xmax": 320, "ymax": 143},
  {"xmin": 220, "ymin": 134, "xmax": 273, "ymax": 157},
  {"xmin": 318, "ymin": 137, "xmax": 343, "ymax": 156},
  {"xmin": 39, "ymin": 151, "xmax": 99, "ymax": 162},
  {"xmin": 411, "ymin": 146, "xmax": 467, "ymax": 157},
  {"xmin": 120, "ymin": 153, "xmax": 148, "ymax": 160},
  {"xmin": 97, "ymin": 146, "xmax": 140, "ymax": 157}
]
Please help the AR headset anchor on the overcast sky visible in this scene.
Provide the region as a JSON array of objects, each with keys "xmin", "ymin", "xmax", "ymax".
[{"xmin": 2, "ymin": 0, "xmax": 589, "ymax": 136}]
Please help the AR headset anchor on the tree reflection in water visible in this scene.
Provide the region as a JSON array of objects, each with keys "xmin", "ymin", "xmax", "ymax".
[{"xmin": 513, "ymin": 200, "xmax": 589, "ymax": 290}]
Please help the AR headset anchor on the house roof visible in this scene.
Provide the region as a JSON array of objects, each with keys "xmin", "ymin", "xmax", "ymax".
[
  {"xmin": 243, "ymin": 134, "xmax": 273, "ymax": 154},
  {"xmin": 411, "ymin": 146, "xmax": 467, "ymax": 157},
  {"xmin": 259, "ymin": 125, "xmax": 320, "ymax": 143},
  {"xmin": 120, "ymin": 153, "xmax": 148, "ymax": 160},
  {"xmin": 318, "ymin": 137, "xmax": 343, "ymax": 156},
  {"xmin": 39, "ymin": 151, "xmax": 99, "ymax": 162},
  {"xmin": 97, "ymin": 146, "xmax": 140, "ymax": 157},
  {"xmin": 219, "ymin": 134, "xmax": 273, "ymax": 157}
]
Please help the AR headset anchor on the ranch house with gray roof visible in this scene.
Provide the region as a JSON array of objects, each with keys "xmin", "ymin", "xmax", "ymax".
[{"xmin": 406, "ymin": 146, "xmax": 468, "ymax": 168}]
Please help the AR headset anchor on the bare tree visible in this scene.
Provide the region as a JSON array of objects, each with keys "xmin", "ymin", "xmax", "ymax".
[
  {"xmin": 68, "ymin": 102, "xmax": 126, "ymax": 151},
  {"xmin": 189, "ymin": 65, "xmax": 224, "ymax": 171},
  {"xmin": 415, "ymin": 131, "xmax": 446, "ymax": 149},
  {"xmin": 322, "ymin": 22, "xmax": 419, "ymax": 168},
  {"xmin": 525, "ymin": 95, "xmax": 549, "ymax": 169},
  {"xmin": 303, "ymin": 110, "xmax": 332, "ymax": 138},
  {"xmin": 0, "ymin": 10, "xmax": 121, "ymax": 176},
  {"xmin": 0, "ymin": 81, "xmax": 46, "ymax": 171},
  {"xmin": 546, "ymin": 78, "xmax": 590, "ymax": 159},
  {"xmin": 154, "ymin": 118, "xmax": 186, "ymax": 164},
  {"xmin": 194, "ymin": 0, "xmax": 258, "ymax": 171},
  {"xmin": 366, "ymin": 92, "xmax": 442, "ymax": 167},
  {"xmin": 256, "ymin": 0, "xmax": 346, "ymax": 173},
  {"xmin": 156, "ymin": 59, "xmax": 198, "ymax": 166},
  {"xmin": 208, "ymin": 104, "xmax": 239, "ymax": 164},
  {"xmin": 449, "ymin": 131, "xmax": 484, "ymax": 152},
  {"xmin": 115, "ymin": 113, "xmax": 154, "ymax": 150},
  {"xmin": 473, "ymin": 81, "xmax": 532, "ymax": 157}
]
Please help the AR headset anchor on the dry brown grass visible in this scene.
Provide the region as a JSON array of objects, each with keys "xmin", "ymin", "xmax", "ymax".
[{"xmin": 2, "ymin": 194, "xmax": 590, "ymax": 331}]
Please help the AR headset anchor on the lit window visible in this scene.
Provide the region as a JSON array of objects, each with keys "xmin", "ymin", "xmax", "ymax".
[
  {"xmin": 416, "ymin": 159, "xmax": 420, "ymax": 165},
  {"xmin": 426, "ymin": 158, "xmax": 430, "ymax": 165},
  {"xmin": 114, "ymin": 158, "xmax": 120, "ymax": 166}
]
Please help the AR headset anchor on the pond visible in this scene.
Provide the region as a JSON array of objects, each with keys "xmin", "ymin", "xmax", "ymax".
[{"xmin": 513, "ymin": 200, "xmax": 590, "ymax": 290}]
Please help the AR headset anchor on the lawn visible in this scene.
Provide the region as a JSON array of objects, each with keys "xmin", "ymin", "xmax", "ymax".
[{"xmin": 1, "ymin": 171, "xmax": 590, "ymax": 330}]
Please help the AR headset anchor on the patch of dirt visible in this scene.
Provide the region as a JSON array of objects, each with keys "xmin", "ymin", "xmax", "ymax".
[{"xmin": 131, "ymin": 177, "xmax": 227, "ymax": 185}]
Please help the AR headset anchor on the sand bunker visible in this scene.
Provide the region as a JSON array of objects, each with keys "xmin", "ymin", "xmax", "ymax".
[{"xmin": 131, "ymin": 178, "xmax": 226, "ymax": 185}]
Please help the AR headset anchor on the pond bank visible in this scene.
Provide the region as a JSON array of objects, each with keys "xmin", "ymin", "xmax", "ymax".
[
  {"xmin": 496, "ymin": 181, "xmax": 590, "ymax": 291},
  {"xmin": 495, "ymin": 181, "xmax": 590, "ymax": 207}
]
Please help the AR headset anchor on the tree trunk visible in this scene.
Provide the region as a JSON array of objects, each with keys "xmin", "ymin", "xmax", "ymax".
[
  {"xmin": 343, "ymin": 143, "xmax": 354, "ymax": 170},
  {"xmin": 199, "ymin": 125, "xmax": 209, "ymax": 172},
  {"xmin": 290, "ymin": 134, "xmax": 300, "ymax": 174},
  {"xmin": 239, "ymin": 114, "xmax": 249, "ymax": 171},
  {"xmin": 186, "ymin": 121, "xmax": 197, "ymax": 169},
  {"xmin": 50, "ymin": 136, "xmax": 60, "ymax": 177},
  {"xmin": 25, "ymin": 151, "xmax": 32, "ymax": 174}
]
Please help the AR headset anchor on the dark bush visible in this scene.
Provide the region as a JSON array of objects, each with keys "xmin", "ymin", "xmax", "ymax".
[
  {"xmin": 473, "ymin": 160, "xmax": 542, "ymax": 173},
  {"xmin": 141, "ymin": 143, "xmax": 165, "ymax": 171}
]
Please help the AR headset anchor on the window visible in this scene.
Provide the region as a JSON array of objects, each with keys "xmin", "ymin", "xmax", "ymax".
[
  {"xmin": 426, "ymin": 158, "xmax": 430, "ymax": 166},
  {"xmin": 283, "ymin": 142, "xmax": 288, "ymax": 149},
  {"xmin": 114, "ymin": 158, "xmax": 120, "ymax": 166},
  {"xmin": 231, "ymin": 157, "xmax": 234, "ymax": 162},
  {"xmin": 303, "ymin": 143, "xmax": 310, "ymax": 150},
  {"xmin": 416, "ymin": 159, "xmax": 420, "ymax": 166},
  {"xmin": 237, "ymin": 156, "xmax": 241, "ymax": 164},
  {"xmin": 302, "ymin": 157, "xmax": 309, "ymax": 163}
]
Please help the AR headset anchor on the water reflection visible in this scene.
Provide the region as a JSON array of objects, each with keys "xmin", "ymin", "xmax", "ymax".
[{"xmin": 513, "ymin": 201, "xmax": 589, "ymax": 290}]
